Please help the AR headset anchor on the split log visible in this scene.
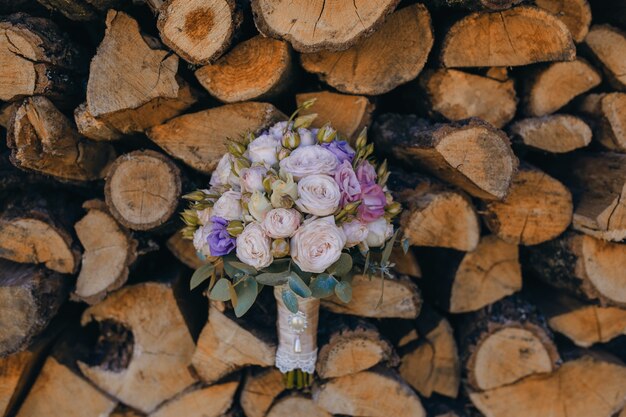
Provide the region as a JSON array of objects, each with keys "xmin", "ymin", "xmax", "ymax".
[
  {"xmin": 109, "ymin": 406, "xmax": 144, "ymax": 417},
  {"xmin": 480, "ymin": 165, "xmax": 573, "ymax": 245},
  {"xmin": 104, "ymin": 150, "xmax": 181, "ymax": 232},
  {"xmin": 7, "ymin": 96, "xmax": 116, "ymax": 182},
  {"xmin": 147, "ymin": 102, "xmax": 284, "ymax": 174},
  {"xmin": 427, "ymin": 0, "xmax": 523, "ymax": 10},
  {"xmin": 296, "ymin": 91, "xmax": 374, "ymax": 143},
  {"xmin": 150, "ymin": 381, "xmax": 238, "ymax": 417},
  {"xmin": 441, "ymin": 6, "xmax": 575, "ymax": 68},
  {"xmin": 86, "ymin": 10, "xmax": 196, "ymax": 135},
  {"xmin": 459, "ymin": 295, "xmax": 559, "ymax": 391},
  {"xmin": 470, "ymin": 356, "xmax": 626, "ymax": 417},
  {"xmin": 240, "ymin": 368, "xmax": 285, "ymax": 417},
  {"xmin": 420, "ymin": 69, "xmax": 517, "ymax": 128},
  {"xmin": 191, "ymin": 304, "xmax": 276, "ymax": 384},
  {"xmin": 73, "ymin": 200, "xmax": 138, "ymax": 305},
  {"xmin": 78, "ymin": 271, "xmax": 198, "ymax": 413},
  {"xmin": 195, "ymin": 36, "xmax": 291, "ymax": 103},
  {"xmin": 300, "ymin": 4, "xmax": 434, "ymax": 95},
  {"xmin": 316, "ymin": 319, "xmax": 396, "ymax": 379},
  {"xmin": 391, "ymin": 172, "xmax": 480, "ymax": 251},
  {"xmin": 524, "ymin": 58, "xmax": 601, "ymax": 117},
  {"xmin": 510, "ymin": 114, "xmax": 592, "ymax": 153},
  {"xmin": 417, "ymin": 235, "xmax": 522, "ymax": 313},
  {"xmin": 372, "ymin": 115, "xmax": 518, "ymax": 200},
  {"xmin": 313, "ymin": 369, "xmax": 426, "ymax": 417},
  {"xmin": 73, "ymin": 102, "xmax": 123, "ymax": 142},
  {"xmin": 0, "ymin": 13, "xmax": 86, "ymax": 103},
  {"xmin": 0, "ymin": 102, "xmax": 17, "ymax": 128},
  {"xmin": 399, "ymin": 306, "xmax": 461, "ymax": 398},
  {"xmin": 321, "ymin": 274, "xmax": 421, "ymax": 319},
  {"xmin": 578, "ymin": 93, "xmax": 626, "ymax": 152},
  {"xmin": 35, "ymin": 0, "xmax": 126, "ymax": 21},
  {"xmin": 267, "ymin": 395, "xmax": 331, "ymax": 417},
  {"xmin": 584, "ymin": 25, "xmax": 626, "ymax": 91},
  {"xmin": 251, "ymin": 0, "xmax": 399, "ymax": 52},
  {"xmin": 390, "ymin": 246, "xmax": 422, "ymax": 279},
  {"xmin": 166, "ymin": 231, "xmax": 207, "ymax": 269},
  {"xmin": 525, "ymin": 231, "xmax": 626, "ymax": 308},
  {"xmin": 157, "ymin": 0, "xmax": 241, "ymax": 65},
  {"xmin": 535, "ymin": 0, "xmax": 592, "ymax": 42}
]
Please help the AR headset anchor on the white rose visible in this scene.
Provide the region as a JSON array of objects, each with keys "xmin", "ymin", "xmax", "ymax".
[
  {"xmin": 342, "ymin": 219, "xmax": 369, "ymax": 248},
  {"xmin": 279, "ymin": 145, "xmax": 339, "ymax": 180},
  {"xmin": 212, "ymin": 191, "xmax": 242, "ymax": 221},
  {"xmin": 248, "ymin": 191, "xmax": 272, "ymax": 222},
  {"xmin": 291, "ymin": 216, "xmax": 346, "ymax": 273},
  {"xmin": 269, "ymin": 121, "xmax": 291, "ymax": 140},
  {"xmin": 262, "ymin": 208, "xmax": 302, "ymax": 238},
  {"xmin": 240, "ymin": 165, "xmax": 267, "ymax": 193},
  {"xmin": 248, "ymin": 134, "xmax": 280, "ymax": 166},
  {"xmin": 296, "ymin": 174, "xmax": 341, "ymax": 216},
  {"xmin": 236, "ymin": 222, "xmax": 273, "ymax": 269},
  {"xmin": 366, "ymin": 218, "xmax": 394, "ymax": 248},
  {"xmin": 210, "ymin": 154, "xmax": 239, "ymax": 188},
  {"xmin": 193, "ymin": 224, "xmax": 212, "ymax": 257},
  {"xmin": 298, "ymin": 128, "xmax": 316, "ymax": 147}
]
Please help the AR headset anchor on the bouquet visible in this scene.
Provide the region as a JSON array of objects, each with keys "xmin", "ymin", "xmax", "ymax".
[{"xmin": 181, "ymin": 100, "xmax": 403, "ymax": 387}]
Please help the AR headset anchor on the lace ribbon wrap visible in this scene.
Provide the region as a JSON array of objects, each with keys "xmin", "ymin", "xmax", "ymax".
[{"xmin": 273, "ymin": 286, "xmax": 320, "ymax": 374}]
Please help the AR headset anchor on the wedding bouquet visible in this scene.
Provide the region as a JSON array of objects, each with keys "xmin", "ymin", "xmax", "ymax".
[{"xmin": 181, "ymin": 100, "xmax": 402, "ymax": 387}]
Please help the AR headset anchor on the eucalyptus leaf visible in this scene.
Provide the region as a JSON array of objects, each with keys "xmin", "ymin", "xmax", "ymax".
[
  {"xmin": 229, "ymin": 281, "xmax": 238, "ymax": 307},
  {"xmin": 381, "ymin": 229, "xmax": 400, "ymax": 264},
  {"xmin": 288, "ymin": 272, "xmax": 312, "ymax": 298},
  {"xmin": 401, "ymin": 236, "xmax": 410, "ymax": 255},
  {"xmin": 255, "ymin": 269, "xmax": 291, "ymax": 286},
  {"xmin": 226, "ymin": 260, "xmax": 258, "ymax": 275},
  {"xmin": 334, "ymin": 281, "xmax": 353, "ymax": 303},
  {"xmin": 327, "ymin": 253, "xmax": 353, "ymax": 277},
  {"xmin": 190, "ymin": 263, "xmax": 215, "ymax": 290},
  {"xmin": 282, "ymin": 288, "xmax": 299, "ymax": 313},
  {"xmin": 309, "ymin": 274, "xmax": 338, "ymax": 298},
  {"xmin": 209, "ymin": 278, "xmax": 231, "ymax": 301},
  {"xmin": 291, "ymin": 262, "xmax": 312, "ymax": 284},
  {"xmin": 234, "ymin": 276, "xmax": 258, "ymax": 317}
]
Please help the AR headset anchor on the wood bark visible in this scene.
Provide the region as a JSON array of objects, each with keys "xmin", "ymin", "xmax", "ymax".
[
  {"xmin": 584, "ymin": 25, "xmax": 626, "ymax": 91},
  {"xmin": 578, "ymin": 93, "xmax": 626, "ymax": 152},
  {"xmin": 240, "ymin": 368, "xmax": 285, "ymax": 417},
  {"xmin": 510, "ymin": 114, "xmax": 592, "ymax": 153},
  {"xmin": 73, "ymin": 102, "xmax": 123, "ymax": 142},
  {"xmin": 535, "ymin": 0, "xmax": 592, "ymax": 42},
  {"xmin": 35, "ymin": 0, "xmax": 126, "ymax": 21},
  {"xmin": 149, "ymin": 381, "xmax": 238, "ymax": 417},
  {"xmin": 427, "ymin": 0, "xmax": 524, "ymax": 10},
  {"xmin": 441, "ymin": 6, "xmax": 575, "ymax": 68},
  {"xmin": 373, "ymin": 115, "xmax": 518, "ymax": 200},
  {"xmin": 300, "ymin": 4, "xmax": 434, "ymax": 95}
]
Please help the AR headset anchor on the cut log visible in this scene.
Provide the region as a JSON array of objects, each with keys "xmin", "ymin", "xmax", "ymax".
[
  {"xmin": 419, "ymin": 69, "xmax": 517, "ymax": 128},
  {"xmin": 313, "ymin": 369, "xmax": 426, "ymax": 417},
  {"xmin": 150, "ymin": 381, "xmax": 238, "ymax": 417},
  {"xmin": 73, "ymin": 200, "xmax": 138, "ymax": 305},
  {"xmin": 481, "ymin": 165, "xmax": 573, "ymax": 245},
  {"xmin": 34, "ymin": 0, "xmax": 126, "ymax": 21},
  {"xmin": 251, "ymin": 0, "xmax": 399, "ymax": 52},
  {"xmin": 157, "ymin": 0, "xmax": 241, "ymax": 65},
  {"xmin": 578, "ymin": 93, "xmax": 626, "ymax": 152},
  {"xmin": 147, "ymin": 102, "xmax": 284, "ymax": 174},
  {"xmin": 417, "ymin": 235, "xmax": 521, "ymax": 313},
  {"xmin": 73, "ymin": 102, "xmax": 123, "ymax": 142},
  {"xmin": 316, "ymin": 319, "xmax": 396, "ymax": 379},
  {"xmin": 191, "ymin": 304, "xmax": 276, "ymax": 384},
  {"xmin": 459, "ymin": 295, "xmax": 559, "ymax": 391},
  {"xmin": 296, "ymin": 91, "xmax": 374, "ymax": 143},
  {"xmin": 267, "ymin": 395, "xmax": 331, "ymax": 417},
  {"xmin": 240, "ymin": 368, "xmax": 285, "ymax": 417},
  {"xmin": 166, "ymin": 231, "xmax": 208, "ymax": 269},
  {"xmin": 399, "ymin": 306, "xmax": 461, "ymax": 398},
  {"xmin": 390, "ymin": 172, "xmax": 480, "ymax": 251},
  {"xmin": 7, "ymin": 96, "xmax": 116, "ymax": 182},
  {"xmin": 300, "ymin": 4, "xmax": 434, "ymax": 95},
  {"xmin": 390, "ymin": 246, "xmax": 421, "ymax": 279},
  {"xmin": 104, "ymin": 150, "xmax": 181, "ymax": 232},
  {"xmin": 441, "ymin": 6, "xmax": 575, "ymax": 68},
  {"xmin": 195, "ymin": 36, "xmax": 291, "ymax": 103},
  {"xmin": 470, "ymin": 356, "xmax": 626, "ymax": 417},
  {"xmin": 321, "ymin": 274, "xmax": 421, "ymax": 319},
  {"xmin": 510, "ymin": 114, "xmax": 592, "ymax": 153},
  {"xmin": 86, "ymin": 10, "xmax": 196, "ymax": 135},
  {"xmin": 372, "ymin": 115, "xmax": 518, "ymax": 200},
  {"xmin": 525, "ymin": 231, "xmax": 626, "ymax": 308},
  {"xmin": 524, "ymin": 58, "xmax": 601, "ymax": 117},
  {"xmin": 0, "ymin": 13, "xmax": 86, "ymax": 103},
  {"xmin": 109, "ymin": 405, "xmax": 144, "ymax": 417},
  {"xmin": 78, "ymin": 273, "xmax": 198, "ymax": 413},
  {"xmin": 427, "ymin": 0, "xmax": 523, "ymax": 11},
  {"xmin": 584, "ymin": 25, "xmax": 626, "ymax": 91},
  {"xmin": 535, "ymin": 0, "xmax": 592, "ymax": 42}
]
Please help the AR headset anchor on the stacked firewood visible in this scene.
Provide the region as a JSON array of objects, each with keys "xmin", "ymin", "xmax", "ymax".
[{"xmin": 2, "ymin": 0, "xmax": 626, "ymax": 416}]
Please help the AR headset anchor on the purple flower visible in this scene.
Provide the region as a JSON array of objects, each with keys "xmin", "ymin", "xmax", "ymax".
[
  {"xmin": 321, "ymin": 140, "xmax": 355, "ymax": 163},
  {"xmin": 334, "ymin": 160, "xmax": 361, "ymax": 206},
  {"xmin": 208, "ymin": 216, "xmax": 236, "ymax": 256},
  {"xmin": 358, "ymin": 183, "xmax": 386, "ymax": 222},
  {"xmin": 356, "ymin": 161, "xmax": 377, "ymax": 186}
]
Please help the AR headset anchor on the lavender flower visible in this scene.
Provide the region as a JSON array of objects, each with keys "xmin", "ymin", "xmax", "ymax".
[
  {"xmin": 321, "ymin": 140, "xmax": 355, "ymax": 164},
  {"xmin": 208, "ymin": 216, "xmax": 236, "ymax": 256}
]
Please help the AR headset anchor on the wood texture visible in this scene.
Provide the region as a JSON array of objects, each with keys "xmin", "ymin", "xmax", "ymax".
[
  {"xmin": 535, "ymin": 0, "xmax": 592, "ymax": 42},
  {"xmin": 510, "ymin": 114, "xmax": 592, "ymax": 153},
  {"xmin": 585, "ymin": 25, "xmax": 626, "ymax": 91},
  {"xmin": 150, "ymin": 381, "xmax": 238, "ymax": 417},
  {"xmin": 267, "ymin": 395, "xmax": 331, "ymax": 417},
  {"xmin": 578, "ymin": 93, "xmax": 626, "ymax": 152},
  {"xmin": 240, "ymin": 368, "xmax": 284, "ymax": 417}
]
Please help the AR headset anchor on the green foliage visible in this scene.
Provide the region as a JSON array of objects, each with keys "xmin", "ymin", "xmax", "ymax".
[
  {"xmin": 327, "ymin": 253, "xmax": 353, "ymax": 277},
  {"xmin": 288, "ymin": 272, "xmax": 312, "ymax": 298},
  {"xmin": 189, "ymin": 263, "xmax": 215, "ymax": 290},
  {"xmin": 255, "ymin": 269, "xmax": 292, "ymax": 286},
  {"xmin": 210, "ymin": 278, "xmax": 231, "ymax": 301},
  {"xmin": 309, "ymin": 274, "xmax": 338, "ymax": 298},
  {"xmin": 281, "ymin": 288, "xmax": 299, "ymax": 313},
  {"xmin": 234, "ymin": 276, "xmax": 258, "ymax": 317},
  {"xmin": 334, "ymin": 281, "xmax": 353, "ymax": 303}
]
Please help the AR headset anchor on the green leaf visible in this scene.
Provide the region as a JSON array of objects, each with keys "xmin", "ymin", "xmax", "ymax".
[
  {"xmin": 309, "ymin": 274, "xmax": 338, "ymax": 298},
  {"xmin": 226, "ymin": 260, "xmax": 258, "ymax": 275},
  {"xmin": 255, "ymin": 269, "xmax": 291, "ymax": 286},
  {"xmin": 327, "ymin": 253, "xmax": 353, "ymax": 277},
  {"xmin": 381, "ymin": 229, "xmax": 400, "ymax": 264},
  {"xmin": 288, "ymin": 272, "xmax": 312, "ymax": 298},
  {"xmin": 334, "ymin": 281, "xmax": 352, "ymax": 303},
  {"xmin": 282, "ymin": 288, "xmax": 299, "ymax": 313},
  {"xmin": 190, "ymin": 263, "xmax": 215, "ymax": 290},
  {"xmin": 291, "ymin": 262, "xmax": 313, "ymax": 284},
  {"xmin": 209, "ymin": 278, "xmax": 231, "ymax": 301},
  {"xmin": 234, "ymin": 276, "xmax": 258, "ymax": 317},
  {"xmin": 229, "ymin": 281, "xmax": 238, "ymax": 307},
  {"xmin": 401, "ymin": 236, "xmax": 410, "ymax": 255},
  {"xmin": 363, "ymin": 251, "xmax": 371, "ymax": 273}
]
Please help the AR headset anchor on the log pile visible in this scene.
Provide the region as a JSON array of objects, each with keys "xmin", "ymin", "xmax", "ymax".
[{"xmin": 3, "ymin": 1, "xmax": 626, "ymax": 417}]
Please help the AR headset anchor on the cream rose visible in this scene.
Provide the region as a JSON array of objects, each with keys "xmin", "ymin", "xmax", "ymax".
[
  {"xmin": 240, "ymin": 165, "xmax": 268, "ymax": 193},
  {"xmin": 212, "ymin": 191, "xmax": 242, "ymax": 221},
  {"xmin": 197, "ymin": 207, "xmax": 213, "ymax": 226},
  {"xmin": 248, "ymin": 191, "xmax": 272, "ymax": 222},
  {"xmin": 290, "ymin": 216, "xmax": 347, "ymax": 273},
  {"xmin": 193, "ymin": 224, "xmax": 212, "ymax": 257},
  {"xmin": 365, "ymin": 218, "xmax": 394, "ymax": 248},
  {"xmin": 342, "ymin": 219, "xmax": 369, "ymax": 248},
  {"xmin": 248, "ymin": 134, "xmax": 280, "ymax": 166},
  {"xmin": 270, "ymin": 174, "xmax": 298, "ymax": 208},
  {"xmin": 296, "ymin": 174, "xmax": 341, "ymax": 216},
  {"xmin": 279, "ymin": 145, "xmax": 339, "ymax": 180},
  {"xmin": 210, "ymin": 154, "xmax": 239, "ymax": 188},
  {"xmin": 262, "ymin": 208, "xmax": 302, "ymax": 238},
  {"xmin": 236, "ymin": 222, "xmax": 273, "ymax": 269}
]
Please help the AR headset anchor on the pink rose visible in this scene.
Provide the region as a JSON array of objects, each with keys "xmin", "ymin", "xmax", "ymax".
[
  {"xmin": 334, "ymin": 160, "xmax": 361, "ymax": 206},
  {"xmin": 356, "ymin": 161, "xmax": 377, "ymax": 186},
  {"xmin": 358, "ymin": 183, "xmax": 386, "ymax": 222}
]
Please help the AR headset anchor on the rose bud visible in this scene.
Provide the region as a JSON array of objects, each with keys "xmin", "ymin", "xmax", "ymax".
[
  {"xmin": 282, "ymin": 131, "xmax": 300, "ymax": 149},
  {"xmin": 271, "ymin": 238, "xmax": 290, "ymax": 258},
  {"xmin": 317, "ymin": 124, "xmax": 337, "ymax": 144},
  {"xmin": 278, "ymin": 147, "xmax": 291, "ymax": 161},
  {"xmin": 227, "ymin": 220, "xmax": 244, "ymax": 237},
  {"xmin": 227, "ymin": 140, "xmax": 246, "ymax": 157}
]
